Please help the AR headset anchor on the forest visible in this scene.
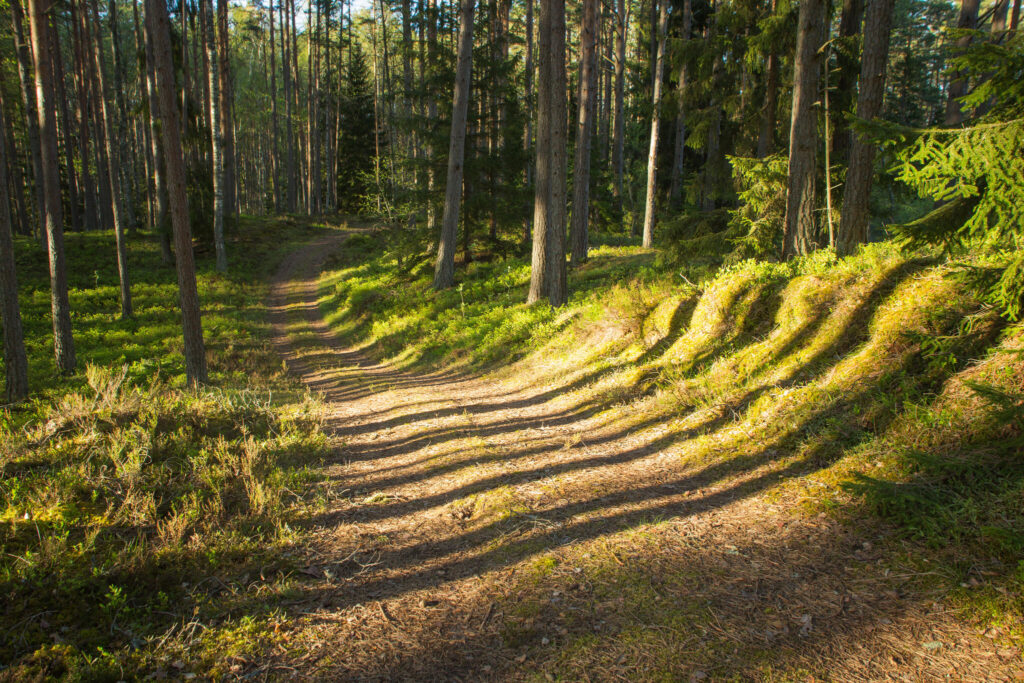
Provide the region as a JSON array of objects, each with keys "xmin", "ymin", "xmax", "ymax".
[{"xmin": 0, "ymin": 0, "xmax": 1022, "ymax": 676}]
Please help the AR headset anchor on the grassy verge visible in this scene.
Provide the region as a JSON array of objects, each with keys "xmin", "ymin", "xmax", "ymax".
[{"xmin": 1, "ymin": 217, "xmax": 333, "ymax": 678}]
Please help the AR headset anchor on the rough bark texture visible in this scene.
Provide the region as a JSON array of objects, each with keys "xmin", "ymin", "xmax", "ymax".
[
  {"xmin": 203, "ymin": 0, "xmax": 227, "ymax": 271},
  {"xmin": 217, "ymin": 0, "xmax": 236, "ymax": 218},
  {"xmin": 0, "ymin": 103, "xmax": 28, "ymax": 401},
  {"xmin": 641, "ymin": 0, "xmax": 668, "ymax": 249},
  {"xmin": 543, "ymin": 0, "xmax": 567, "ymax": 306},
  {"xmin": 87, "ymin": 0, "xmax": 133, "ymax": 318},
  {"xmin": 432, "ymin": 0, "xmax": 475, "ymax": 290},
  {"xmin": 569, "ymin": 0, "xmax": 598, "ymax": 267},
  {"xmin": 527, "ymin": 0, "xmax": 553, "ymax": 303},
  {"xmin": 944, "ymin": 0, "xmax": 980, "ymax": 126},
  {"xmin": 27, "ymin": 0, "xmax": 76, "ymax": 373},
  {"xmin": 782, "ymin": 0, "xmax": 826, "ymax": 259},
  {"xmin": 837, "ymin": 0, "xmax": 895, "ymax": 255},
  {"xmin": 146, "ymin": 0, "xmax": 208, "ymax": 386}
]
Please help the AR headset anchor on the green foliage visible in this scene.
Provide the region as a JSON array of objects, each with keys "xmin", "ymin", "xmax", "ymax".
[
  {"xmin": 337, "ymin": 41, "xmax": 377, "ymax": 213},
  {"xmin": 885, "ymin": 35, "xmax": 1024, "ymax": 318},
  {"xmin": 724, "ymin": 153, "xmax": 788, "ymax": 262}
]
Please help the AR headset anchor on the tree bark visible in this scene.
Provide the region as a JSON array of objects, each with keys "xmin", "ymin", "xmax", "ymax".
[
  {"xmin": 528, "ymin": 0, "xmax": 553, "ymax": 303},
  {"xmin": 831, "ymin": 0, "xmax": 864, "ymax": 168},
  {"xmin": 10, "ymin": 0, "xmax": 46, "ymax": 241},
  {"xmin": 781, "ymin": 0, "xmax": 826, "ymax": 259},
  {"xmin": 217, "ymin": 0, "xmax": 236, "ymax": 218},
  {"xmin": 146, "ymin": 0, "xmax": 208, "ymax": 386},
  {"xmin": 0, "ymin": 100, "xmax": 29, "ymax": 401},
  {"xmin": 28, "ymin": 0, "xmax": 76, "ymax": 372},
  {"xmin": 756, "ymin": 0, "xmax": 780, "ymax": 158},
  {"xmin": 432, "ymin": 0, "xmax": 474, "ymax": 290},
  {"xmin": 837, "ymin": 0, "xmax": 895, "ymax": 255},
  {"xmin": 86, "ymin": 0, "xmax": 133, "ymax": 318},
  {"xmin": 269, "ymin": 0, "xmax": 280, "ymax": 211},
  {"xmin": 570, "ymin": 0, "xmax": 598, "ymax": 266},
  {"xmin": 641, "ymin": 0, "xmax": 668, "ymax": 248},
  {"xmin": 611, "ymin": 0, "xmax": 626, "ymax": 204},
  {"xmin": 202, "ymin": 0, "xmax": 226, "ymax": 271},
  {"xmin": 945, "ymin": 0, "xmax": 980, "ymax": 126},
  {"xmin": 142, "ymin": 0, "xmax": 171, "ymax": 260}
]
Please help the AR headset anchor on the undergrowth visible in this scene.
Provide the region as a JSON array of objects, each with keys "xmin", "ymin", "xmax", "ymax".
[{"xmin": 0, "ymin": 217, "xmax": 334, "ymax": 678}]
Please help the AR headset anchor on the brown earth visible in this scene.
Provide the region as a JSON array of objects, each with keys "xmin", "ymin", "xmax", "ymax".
[{"xmin": 263, "ymin": 229, "xmax": 1021, "ymax": 681}]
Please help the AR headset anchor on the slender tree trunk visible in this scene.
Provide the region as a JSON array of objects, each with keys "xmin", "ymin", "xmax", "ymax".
[
  {"xmin": 86, "ymin": 0, "xmax": 133, "ymax": 317},
  {"xmin": 10, "ymin": 0, "xmax": 46, "ymax": 241},
  {"xmin": 71, "ymin": 0, "xmax": 100, "ymax": 233},
  {"xmin": 756, "ymin": 0, "xmax": 780, "ymax": 158},
  {"xmin": 528, "ymin": 0, "xmax": 552, "ymax": 303},
  {"xmin": 28, "ymin": 0, "xmax": 76, "ymax": 373},
  {"xmin": 142, "ymin": 1, "xmax": 171, "ymax": 261},
  {"xmin": 50, "ymin": 23, "xmax": 81, "ymax": 233},
  {"xmin": 668, "ymin": 0, "xmax": 692, "ymax": 207},
  {"xmin": 269, "ymin": 0, "xmax": 280, "ymax": 211},
  {"xmin": 641, "ymin": 0, "xmax": 668, "ymax": 248},
  {"xmin": 0, "ymin": 76, "xmax": 31, "ymax": 238},
  {"xmin": 837, "ymin": 0, "xmax": 895, "ymax": 255},
  {"xmin": 426, "ymin": 0, "xmax": 439, "ymax": 233},
  {"xmin": 570, "ymin": 0, "xmax": 597, "ymax": 266},
  {"xmin": 611, "ymin": 0, "xmax": 626, "ymax": 205},
  {"xmin": 521, "ymin": 0, "xmax": 533, "ymax": 242},
  {"xmin": 781, "ymin": 0, "xmax": 826, "ymax": 258},
  {"xmin": 0, "ymin": 101, "xmax": 28, "ymax": 401},
  {"xmin": 146, "ymin": 0, "xmax": 208, "ymax": 386},
  {"xmin": 108, "ymin": 0, "xmax": 138, "ymax": 232},
  {"xmin": 202, "ymin": 0, "xmax": 226, "ymax": 270},
  {"xmin": 217, "ymin": 0, "xmax": 236, "ymax": 219},
  {"xmin": 945, "ymin": 0, "xmax": 980, "ymax": 126},
  {"xmin": 281, "ymin": 0, "xmax": 295, "ymax": 211},
  {"xmin": 432, "ymin": 0, "xmax": 475, "ymax": 290}
]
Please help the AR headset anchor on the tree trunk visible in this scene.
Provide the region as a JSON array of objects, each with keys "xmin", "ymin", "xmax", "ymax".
[
  {"xmin": 217, "ymin": 0, "xmax": 236, "ymax": 218},
  {"xmin": 108, "ymin": 0, "xmax": 138, "ymax": 232},
  {"xmin": 71, "ymin": 0, "xmax": 100, "ymax": 233},
  {"xmin": 528, "ymin": 0, "xmax": 567, "ymax": 305},
  {"xmin": 945, "ymin": 0, "xmax": 980, "ymax": 126},
  {"xmin": 281, "ymin": 0, "xmax": 295, "ymax": 211},
  {"xmin": 28, "ymin": 0, "xmax": 76, "ymax": 373},
  {"xmin": 831, "ymin": 0, "xmax": 864, "ymax": 168},
  {"xmin": 668, "ymin": 0, "xmax": 692, "ymax": 208},
  {"xmin": 50, "ymin": 22, "xmax": 81, "ymax": 234},
  {"xmin": 521, "ymin": 0, "xmax": 533, "ymax": 242},
  {"xmin": 781, "ymin": 0, "xmax": 826, "ymax": 259},
  {"xmin": 611, "ymin": 0, "xmax": 626, "ymax": 204},
  {"xmin": 86, "ymin": 0, "xmax": 133, "ymax": 318},
  {"xmin": 142, "ymin": 0, "xmax": 171, "ymax": 261},
  {"xmin": 146, "ymin": 0, "xmax": 208, "ymax": 386},
  {"xmin": 432, "ymin": 0, "xmax": 475, "ymax": 290},
  {"xmin": 641, "ymin": 0, "xmax": 668, "ymax": 248},
  {"xmin": 570, "ymin": 0, "xmax": 598, "ymax": 266},
  {"xmin": 269, "ymin": 0, "xmax": 280, "ymax": 211},
  {"xmin": 756, "ymin": 0, "xmax": 780, "ymax": 158},
  {"xmin": 202, "ymin": 0, "xmax": 227, "ymax": 271},
  {"xmin": 837, "ymin": 0, "xmax": 895, "ymax": 255},
  {"xmin": 10, "ymin": 0, "xmax": 46, "ymax": 241},
  {"xmin": 0, "ymin": 100, "xmax": 28, "ymax": 401}
]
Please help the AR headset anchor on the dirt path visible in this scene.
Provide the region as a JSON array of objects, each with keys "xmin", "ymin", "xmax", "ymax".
[{"xmin": 266, "ymin": 231, "xmax": 1019, "ymax": 681}]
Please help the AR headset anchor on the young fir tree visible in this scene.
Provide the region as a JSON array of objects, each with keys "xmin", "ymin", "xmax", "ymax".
[{"xmin": 337, "ymin": 41, "xmax": 377, "ymax": 212}]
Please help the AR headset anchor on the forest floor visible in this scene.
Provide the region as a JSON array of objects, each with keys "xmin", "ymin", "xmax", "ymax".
[{"xmin": 262, "ymin": 225, "xmax": 1024, "ymax": 681}]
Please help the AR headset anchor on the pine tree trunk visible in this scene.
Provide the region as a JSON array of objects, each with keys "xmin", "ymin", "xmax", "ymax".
[
  {"xmin": 528, "ymin": 0, "xmax": 552, "ymax": 303},
  {"xmin": 945, "ymin": 0, "xmax": 980, "ymax": 126},
  {"xmin": 108, "ymin": 0, "xmax": 138, "ymax": 232},
  {"xmin": 27, "ymin": 0, "xmax": 76, "ymax": 373},
  {"xmin": 570, "ymin": 0, "xmax": 597, "ymax": 267},
  {"xmin": 50, "ymin": 24, "xmax": 81, "ymax": 234},
  {"xmin": 426, "ymin": 0, "xmax": 439, "ymax": 233},
  {"xmin": 0, "ymin": 76, "xmax": 31, "ymax": 238},
  {"xmin": 10, "ymin": 0, "xmax": 46, "ymax": 241},
  {"xmin": 86, "ymin": 0, "xmax": 133, "ymax": 317},
  {"xmin": 837, "ymin": 0, "xmax": 894, "ymax": 255},
  {"xmin": 668, "ymin": 0, "xmax": 692, "ymax": 207},
  {"xmin": 145, "ymin": 0, "xmax": 208, "ymax": 386},
  {"xmin": 0, "ymin": 101, "xmax": 28, "ymax": 401},
  {"xmin": 611, "ymin": 0, "xmax": 626, "ymax": 205},
  {"xmin": 432, "ymin": 0, "xmax": 474, "ymax": 290},
  {"xmin": 535, "ymin": 0, "xmax": 567, "ymax": 306},
  {"xmin": 71, "ymin": 0, "xmax": 100, "ymax": 233},
  {"xmin": 142, "ymin": 1, "xmax": 171, "ymax": 261},
  {"xmin": 282, "ymin": 0, "xmax": 295, "ymax": 211},
  {"xmin": 269, "ymin": 1, "xmax": 280, "ymax": 211},
  {"xmin": 831, "ymin": 0, "xmax": 864, "ymax": 168},
  {"xmin": 781, "ymin": 0, "xmax": 826, "ymax": 259},
  {"xmin": 521, "ymin": 0, "xmax": 533, "ymax": 242},
  {"xmin": 641, "ymin": 0, "xmax": 668, "ymax": 248},
  {"xmin": 217, "ymin": 0, "xmax": 236, "ymax": 218},
  {"xmin": 202, "ymin": 0, "xmax": 227, "ymax": 271}
]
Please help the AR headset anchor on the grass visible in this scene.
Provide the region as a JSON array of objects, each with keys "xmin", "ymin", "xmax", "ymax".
[
  {"xmin": 0, "ymin": 217, "xmax": 334, "ymax": 678},
  {"xmin": 317, "ymin": 227, "xmax": 1024, "ymax": 675}
]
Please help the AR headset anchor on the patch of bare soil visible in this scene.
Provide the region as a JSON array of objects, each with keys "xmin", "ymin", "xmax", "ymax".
[{"xmin": 264, "ymin": 231, "xmax": 1021, "ymax": 681}]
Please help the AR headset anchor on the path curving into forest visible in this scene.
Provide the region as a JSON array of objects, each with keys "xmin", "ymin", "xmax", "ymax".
[{"xmin": 264, "ymin": 228, "xmax": 1016, "ymax": 681}]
